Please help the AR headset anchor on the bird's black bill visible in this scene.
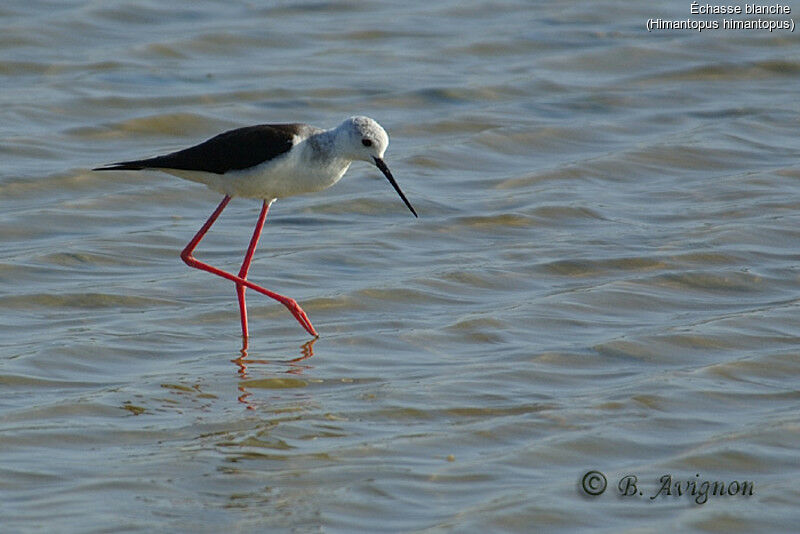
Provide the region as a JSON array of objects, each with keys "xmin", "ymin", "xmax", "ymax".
[{"xmin": 373, "ymin": 157, "xmax": 418, "ymax": 218}]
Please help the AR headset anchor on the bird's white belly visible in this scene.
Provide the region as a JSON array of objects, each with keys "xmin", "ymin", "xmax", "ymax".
[{"xmin": 165, "ymin": 155, "xmax": 351, "ymax": 200}]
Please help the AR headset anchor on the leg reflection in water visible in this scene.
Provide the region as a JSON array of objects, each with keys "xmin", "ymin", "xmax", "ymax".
[{"xmin": 232, "ymin": 338, "xmax": 317, "ymax": 409}]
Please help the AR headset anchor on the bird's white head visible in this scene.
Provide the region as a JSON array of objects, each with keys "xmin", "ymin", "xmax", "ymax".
[
  {"xmin": 334, "ymin": 115, "xmax": 417, "ymax": 217},
  {"xmin": 338, "ymin": 116, "xmax": 390, "ymax": 162}
]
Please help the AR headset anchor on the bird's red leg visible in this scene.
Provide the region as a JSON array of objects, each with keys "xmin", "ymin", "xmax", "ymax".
[
  {"xmin": 180, "ymin": 196, "xmax": 318, "ymax": 337},
  {"xmin": 235, "ymin": 200, "xmax": 271, "ymax": 340}
]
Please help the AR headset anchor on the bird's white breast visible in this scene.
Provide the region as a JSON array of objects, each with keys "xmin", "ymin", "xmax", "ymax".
[{"xmin": 166, "ymin": 134, "xmax": 351, "ymax": 200}]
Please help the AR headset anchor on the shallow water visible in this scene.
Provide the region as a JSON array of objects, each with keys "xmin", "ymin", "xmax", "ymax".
[{"xmin": 2, "ymin": 0, "xmax": 800, "ymax": 531}]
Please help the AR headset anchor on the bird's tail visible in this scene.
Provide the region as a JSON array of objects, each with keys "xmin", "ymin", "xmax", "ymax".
[{"xmin": 92, "ymin": 160, "xmax": 149, "ymax": 171}]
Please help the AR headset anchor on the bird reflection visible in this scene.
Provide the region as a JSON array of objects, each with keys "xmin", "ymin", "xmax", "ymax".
[{"xmin": 232, "ymin": 338, "xmax": 317, "ymax": 409}]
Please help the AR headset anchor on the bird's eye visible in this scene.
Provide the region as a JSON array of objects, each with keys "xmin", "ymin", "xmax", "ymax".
[{"xmin": 361, "ymin": 139, "xmax": 372, "ymax": 147}]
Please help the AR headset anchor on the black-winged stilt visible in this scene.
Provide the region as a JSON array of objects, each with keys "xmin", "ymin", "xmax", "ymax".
[{"xmin": 95, "ymin": 116, "xmax": 417, "ymax": 340}]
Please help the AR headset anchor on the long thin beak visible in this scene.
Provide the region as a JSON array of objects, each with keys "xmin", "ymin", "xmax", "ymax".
[{"xmin": 373, "ymin": 157, "xmax": 418, "ymax": 218}]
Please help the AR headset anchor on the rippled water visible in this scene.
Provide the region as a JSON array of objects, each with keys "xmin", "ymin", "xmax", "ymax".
[{"xmin": 2, "ymin": 0, "xmax": 800, "ymax": 531}]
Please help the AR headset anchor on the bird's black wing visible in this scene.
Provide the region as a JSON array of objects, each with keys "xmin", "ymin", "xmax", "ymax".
[{"xmin": 94, "ymin": 123, "xmax": 304, "ymax": 175}]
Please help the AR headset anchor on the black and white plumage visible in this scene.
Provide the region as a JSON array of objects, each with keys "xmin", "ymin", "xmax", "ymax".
[
  {"xmin": 93, "ymin": 116, "xmax": 416, "ymax": 340},
  {"xmin": 95, "ymin": 116, "xmax": 417, "ymax": 216}
]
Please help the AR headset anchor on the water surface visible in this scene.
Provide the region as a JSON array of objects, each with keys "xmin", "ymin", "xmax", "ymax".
[{"xmin": 2, "ymin": 1, "xmax": 800, "ymax": 531}]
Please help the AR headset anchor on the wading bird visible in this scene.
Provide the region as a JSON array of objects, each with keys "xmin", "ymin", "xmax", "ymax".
[{"xmin": 95, "ymin": 116, "xmax": 417, "ymax": 339}]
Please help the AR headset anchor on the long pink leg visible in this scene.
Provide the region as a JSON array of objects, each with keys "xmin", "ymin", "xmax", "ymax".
[
  {"xmin": 235, "ymin": 200, "xmax": 271, "ymax": 339},
  {"xmin": 180, "ymin": 195, "xmax": 318, "ymax": 337}
]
